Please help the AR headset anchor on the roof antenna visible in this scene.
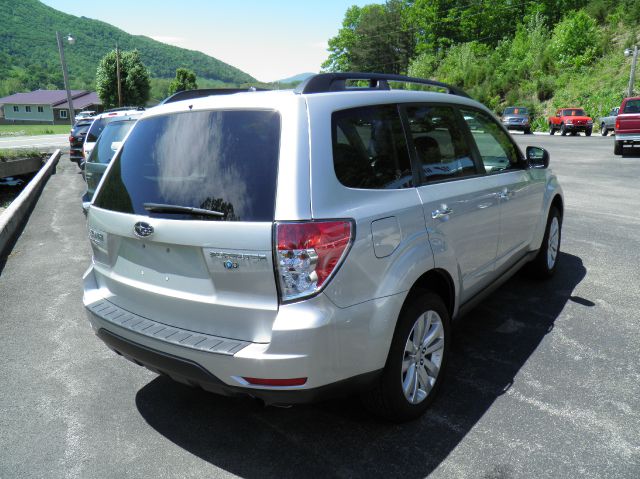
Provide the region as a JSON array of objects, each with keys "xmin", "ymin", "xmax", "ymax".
[{"xmin": 189, "ymin": 104, "xmax": 193, "ymax": 110}]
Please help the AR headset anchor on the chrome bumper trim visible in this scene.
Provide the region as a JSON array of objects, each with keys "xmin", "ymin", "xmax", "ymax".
[
  {"xmin": 87, "ymin": 299, "xmax": 250, "ymax": 356},
  {"xmin": 616, "ymin": 133, "xmax": 640, "ymax": 141}
]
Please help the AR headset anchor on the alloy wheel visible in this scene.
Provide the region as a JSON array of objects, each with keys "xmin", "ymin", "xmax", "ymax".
[
  {"xmin": 401, "ymin": 310, "xmax": 445, "ymax": 404},
  {"xmin": 547, "ymin": 216, "xmax": 560, "ymax": 269}
]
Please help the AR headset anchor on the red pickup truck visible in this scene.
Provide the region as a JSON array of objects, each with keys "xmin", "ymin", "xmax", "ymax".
[
  {"xmin": 614, "ymin": 97, "xmax": 640, "ymax": 155},
  {"xmin": 549, "ymin": 108, "xmax": 593, "ymax": 136}
]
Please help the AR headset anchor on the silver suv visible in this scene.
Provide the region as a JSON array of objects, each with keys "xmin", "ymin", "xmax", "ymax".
[{"xmin": 83, "ymin": 73, "xmax": 563, "ymax": 421}]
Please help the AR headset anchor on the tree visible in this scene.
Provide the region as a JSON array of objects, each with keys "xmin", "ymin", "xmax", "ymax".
[
  {"xmin": 168, "ymin": 68, "xmax": 198, "ymax": 95},
  {"xmin": 96, "ymin": 49, "xmax": 150, "ymax": 108},
  {"xmin": 322, "ymin": 1, "xmax": 414, "ymax": 74}
]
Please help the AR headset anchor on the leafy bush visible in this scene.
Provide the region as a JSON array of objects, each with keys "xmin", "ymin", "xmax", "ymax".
[{"xmin": 550, "ymin": 11, "xmax": 602, "ymax": 68}]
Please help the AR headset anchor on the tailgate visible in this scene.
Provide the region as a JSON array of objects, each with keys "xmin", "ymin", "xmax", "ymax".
[{"xmin": 87, "ymin": 108, "xmax": 282, "ymax": 343}]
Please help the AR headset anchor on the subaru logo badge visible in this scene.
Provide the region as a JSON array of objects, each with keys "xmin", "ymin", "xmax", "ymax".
[
  {"xmin": 133, "ymin": 221, "xmax": 154, "ymax": 238},
  {"xmin": 224, "ymin": 260, "xmax": 238, "ymax": 270}
]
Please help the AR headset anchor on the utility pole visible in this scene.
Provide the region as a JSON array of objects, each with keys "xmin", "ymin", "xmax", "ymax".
[
  {"xmin": 628, "ymin": 45, "xmax": 638, "ymax": 97},
  {"xmin": 56, "ymin": 31, "xmax": 75, "ymax": 126},
  {"xmin": 116, "ymin": 42, "xmax": 123, "ymax": 107}
]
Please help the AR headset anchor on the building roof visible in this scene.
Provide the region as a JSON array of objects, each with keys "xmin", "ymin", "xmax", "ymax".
[
  {"xmin": 0, "ymin": 89, "xmax": 102, "ymax": 108},
  {"xmin": 55, "ymin": 91, "xmax": 101, "ymax": 109}
]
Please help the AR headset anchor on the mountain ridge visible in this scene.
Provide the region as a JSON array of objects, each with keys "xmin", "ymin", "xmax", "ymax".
[{"xmin": 0, "ymin": 0, "xmax": 255, "ymax": 93}]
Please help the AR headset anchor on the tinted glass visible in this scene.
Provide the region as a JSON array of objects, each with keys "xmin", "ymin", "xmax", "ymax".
[
  {"xmin": 94, "ymin": 110, "xmax": 280, "ymax": 222},
  {"xmin": 332, "ymin": 105, "xmax": 412, "ymax": 189},
  {"xmin": 87, "ymin": 117, "xmax": 117, "ymax": 142},
  {"xmin": 406, "ymin": 105, "xmax": 476, "ymax": 182},
  {"xmin": 87, "ymin": 120, "xmax": 135, "ymax": 164},
  {"xmin": 460, "ymin": 108, "xmax": 520, "ymax": 173},
  {"xmin": 71, "ymin": 124, "xmax": 90, "ymax": 136},
  {"xmin": 503, "ymin": 107, "xmax": 528, "ymax": 115},
  {"xmin": 563, "ymin": 109, "xmax": 587, "ymax": 116},
  {"xmin": 623, "ymin": 100, "xmax": 640, "ymax": 113}
]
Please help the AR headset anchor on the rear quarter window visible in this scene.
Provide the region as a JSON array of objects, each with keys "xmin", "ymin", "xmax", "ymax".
[{"xmin": 94, "ymin": 109, "xmax": 281, "ymax": 222}]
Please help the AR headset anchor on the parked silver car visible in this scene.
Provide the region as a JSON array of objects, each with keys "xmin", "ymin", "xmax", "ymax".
[
  {"xmin": 83, "ymin": 73, "xmax": 564, "ymax": 421},
  {"xmin": 599, "ymin": 106, "xmax": 619, "ymax": 136},
  {"xmin": 82, "ymin": 115, "xmax": 141, "ymax": 211}
]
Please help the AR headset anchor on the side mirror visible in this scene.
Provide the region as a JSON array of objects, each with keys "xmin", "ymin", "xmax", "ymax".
[{"xmin": 526, "ymin": 146, "xmax": 549, "ymax": 169}]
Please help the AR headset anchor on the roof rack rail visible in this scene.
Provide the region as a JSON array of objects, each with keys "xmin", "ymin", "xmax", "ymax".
[
  {"xmin": 103, "ymin": 106, "xmax": 145, "ymax": 113},
  {"xmin": 295, "ymin": 72, "xmax": 470, "ymax": 98},
  {"xmin": 160, "ymin": 87, "xmax": 270, "ymax": 105}
]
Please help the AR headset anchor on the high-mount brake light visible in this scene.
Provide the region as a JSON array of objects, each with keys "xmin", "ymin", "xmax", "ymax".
[{"xmin": 276, "ymin": 220, "xmax": 353, "ymax": 302}]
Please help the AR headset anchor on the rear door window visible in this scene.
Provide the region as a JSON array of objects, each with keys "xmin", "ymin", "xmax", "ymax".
[
  {"xmin": 94, "ymin": 110, "xmax": 281, "ymax": 221},
  {"xmin": 404, "ymin": 105, "xmax": 477, "ymax": 182},
  {"xmin": 332, "ymin": 105, "xmax": 413, "ymax": 189}
]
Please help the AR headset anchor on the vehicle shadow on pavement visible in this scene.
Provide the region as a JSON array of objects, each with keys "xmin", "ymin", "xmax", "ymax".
[
  {"xmin": 621, "ymin": 146, "xmax": 640, "ymax": 157},
  {"xmin": 135, "ymin": 252, "xmax": 587, "ymax": 479}
]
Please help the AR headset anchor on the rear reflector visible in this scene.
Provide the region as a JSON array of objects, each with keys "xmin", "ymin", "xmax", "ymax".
[
  {"xmin": 276, "ymin": 220, "xmax": 353, "ymax": 302},
  {"xmin": 243, "ymin": 377, "xmax": 307, "ymax": 386}
]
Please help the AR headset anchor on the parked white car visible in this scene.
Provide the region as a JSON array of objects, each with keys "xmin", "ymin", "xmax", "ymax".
[{"xmin": 82, "ymin": 107, "xmax": 144, "ymax": 161}]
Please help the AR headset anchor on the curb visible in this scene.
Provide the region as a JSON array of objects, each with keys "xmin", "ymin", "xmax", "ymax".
[{"xmin": 0, "ymin": 149, "xmax": 61, "ymax": 260}]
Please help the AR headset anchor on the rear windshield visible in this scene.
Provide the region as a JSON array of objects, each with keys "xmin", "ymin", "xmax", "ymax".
[
  {"xmin": 623, "ymin": 99, "xmax": 640, "ymax": 113},
  {"xmin": 87, "ymin": 120, "xmax": 136, "ymax": 164},
  {"xmin": 93, "ymin": 109, "xmax": 281, "ymax": 222},
  {"xmin": 71, "ymin": 123, "xmax": 90, "ymax": 136}
]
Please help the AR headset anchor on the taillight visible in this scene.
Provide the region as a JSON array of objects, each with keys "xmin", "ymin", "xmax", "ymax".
[
  {"xmin": 615, "ymin": 118, "xmax": 620, "ymax": 130},
  {"xmin": 275, "ymin": 220, "xmax": 353, "ymax": 302}
]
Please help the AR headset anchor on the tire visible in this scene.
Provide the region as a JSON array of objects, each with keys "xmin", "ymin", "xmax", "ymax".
[
  {"xmin": 614, "ymin": 140, "xmax": 623, "ymax": 155},
  {"xmin": 601, "ymin": 123, "xmax": 608, "ymax": 136},
  {"xmin": 549, "ymin": 124, "xmax": 555, "ymax": 135},
  {"xmin": 560, "ymin": 124, "xmax": 567, "ymax": 136},
  {"xmin": 526, "ymin": 207, "xmax": 562, "ymax": 279},
  {"xmin": 362, "ymin": 291, "xmax": 450, "ymax": 422},
  {"xmin": 585, "ymin": 128, "xmax": 592, "ymax": 137},
  {"xmin": 525, "ymin": 127, "xmax": 532, "ymax": 135}
]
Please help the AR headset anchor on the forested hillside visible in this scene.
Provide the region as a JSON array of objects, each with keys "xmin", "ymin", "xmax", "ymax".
[
  {"xmin": 324, "ymin": 0, "xmax": 640, "ymax": 129},
  {"xmin": 0, "ymin": 0, "xmax": 254, "ymax": 97}
]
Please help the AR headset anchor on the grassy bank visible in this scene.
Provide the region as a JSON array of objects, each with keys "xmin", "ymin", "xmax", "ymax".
[
  {"xmin": 0, "ymin": 149, "xmax": 45, "ymax": 162},
  {"xmin": 0, "ymin": 125, "xmax": 70, "ymax": 137}
]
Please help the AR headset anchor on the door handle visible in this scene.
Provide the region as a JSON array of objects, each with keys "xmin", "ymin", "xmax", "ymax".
[{"xmin": 432, "ymin": 206, "xmax": 453, "ymax": 219}]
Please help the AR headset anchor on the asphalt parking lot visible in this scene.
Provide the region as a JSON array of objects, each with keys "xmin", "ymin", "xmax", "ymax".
[{"xmin": 0, "ymin": 134, "xmax": 639, "ymax": 479}]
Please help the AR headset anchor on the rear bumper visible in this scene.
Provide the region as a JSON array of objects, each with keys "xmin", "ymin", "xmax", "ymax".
[
  {"xmin": 615, "ymin": 133, "xmax": 640, "ymax": 143},
  {"xmin": 83, "ymin": 265, "xmax": 404, "ymax": 403},
  {"xmin": 96, "ymin": 328, "xmax": 380, "ymax": 404}
]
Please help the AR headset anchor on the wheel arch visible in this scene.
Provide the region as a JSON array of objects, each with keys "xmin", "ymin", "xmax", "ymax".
[
  {"xmin": 405, "ymin": 268, "xmax": 455, "ymax": 320},
  {"xmin": 550, "ymin": 193, "xmax": 563, "ymax": 222}
]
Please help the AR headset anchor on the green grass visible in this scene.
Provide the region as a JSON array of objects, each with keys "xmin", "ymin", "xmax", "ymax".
[
  {"xmin": 0, "ymin": 124, "xmax": 70, "ymax": 137},
  {"xmin": 0, "ymin": 149, "xmax": 45, "ymax": 161}
]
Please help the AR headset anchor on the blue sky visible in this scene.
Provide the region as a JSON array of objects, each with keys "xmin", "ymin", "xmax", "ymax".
[{"xmin": 41, "ymin": 0, "xmax": 379, "ymax": 82}]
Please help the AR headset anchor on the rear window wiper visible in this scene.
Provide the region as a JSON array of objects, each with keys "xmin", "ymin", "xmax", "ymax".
[{"xmin": 143, "ymin": 202, "xmax": 225, "ymax": 218}]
